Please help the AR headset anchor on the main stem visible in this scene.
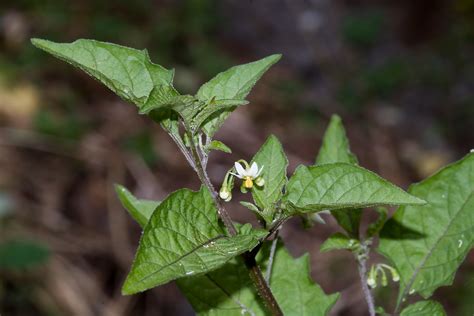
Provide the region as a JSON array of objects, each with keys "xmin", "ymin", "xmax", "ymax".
[
  {"xmin": 186, "ymin": 137, "xmax": 283, "ymax": 316},
  {"xmin": 356, "ymin": 242, "xmax": 376, "ymax": 316}
]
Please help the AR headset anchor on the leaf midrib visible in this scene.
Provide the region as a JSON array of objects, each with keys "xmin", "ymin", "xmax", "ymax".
[{"xmin": 133, "ymin": 234, "xmax": 226, "ymax": 287}]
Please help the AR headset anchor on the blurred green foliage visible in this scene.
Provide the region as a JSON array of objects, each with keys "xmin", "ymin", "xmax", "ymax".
[
  {"xmin": 342, "ymin": 10, "xmax": 384, "ymax": 48},
  {"xmin": 123, "ymin": 130, "xmax": 158, "ymax": 167},
  {"xmin": 0, "ymin": 240, "xmax": 50, "ymax": 270}
]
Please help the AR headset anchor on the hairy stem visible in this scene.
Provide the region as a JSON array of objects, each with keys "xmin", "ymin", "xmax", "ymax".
[
  {"xmin": 356, "ymin": 242, "xmax": 376, "ymax": 316},
  {"xmin": 244, "ymin": 252, "xmax": 283, "ymax": 316},
  {"xmin": 180, "ymin": 134, "xmax": 283, "ymax": 316},
  {"xmin": 265, "ymin": 230, "xmax": 279, "ymax": 283},
  {"xmin": 189, "ymin": 140, "xmax": 237, "ymax": 236}
]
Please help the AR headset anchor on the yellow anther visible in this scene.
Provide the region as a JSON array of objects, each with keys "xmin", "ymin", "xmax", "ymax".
[{"xmin": 244, "ymin": 177, "xmax": 254, "ymax": 189}]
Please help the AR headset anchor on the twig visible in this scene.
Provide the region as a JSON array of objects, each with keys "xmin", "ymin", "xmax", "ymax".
[
  {"xmin": 265, "ymin": 230, "xmax": 279, "ymax": 283},
  {"xmin": 356, "ymin": 241, "xmax": 376, "ymax": 316},
  {"xmin": 188, "ymin": 138, "xmax": 238, "ymax": 236}
]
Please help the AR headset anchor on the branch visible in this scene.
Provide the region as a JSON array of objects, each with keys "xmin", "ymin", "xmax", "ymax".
[
  {"xmin": 265, "ymin": 230, "xmax": 279, "ymax": 283},
  {"xmin": 356, "ymin": 241, "xmax": 376, "ymax": 316}
]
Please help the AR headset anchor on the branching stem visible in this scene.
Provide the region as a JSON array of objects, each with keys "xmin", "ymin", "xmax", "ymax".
[
  {"xmin": 170, "ymin": 130, "xmax": 283, "ymax": 316},
  {"xmin": 356, "ymin": 240, "xmax": 376, "ymax": 316}
]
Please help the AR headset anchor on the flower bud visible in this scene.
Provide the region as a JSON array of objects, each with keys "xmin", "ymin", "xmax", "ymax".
[
  {"xmin": 367, "ymin": 265, "xmax": 377, "ymax": 288},
  {"xmin": 367, "ymin": 276, "xmax": 377, "ymax": 289},
  {"xmin": 219, "ymin": 187, "xmax": 232, "ymax": 202},
  {"xmin": 255, "ymin": 176, "xmax": 265, "ymax": 187}
]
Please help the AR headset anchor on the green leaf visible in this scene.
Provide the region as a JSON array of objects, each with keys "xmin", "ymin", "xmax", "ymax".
[
  {"xmin": 177, "ymin": 257, "xmax": 266, "ymax": 316},
  {"xmin": 366, "ymin": 207, "xmax": 388, "ymax": 238},
  {"xmin": 179, "ymin": 241, "xmax": 339, "ymax": 316},
  {"xmin": 239, "ymin": 201, "xmax": 260, "ymax": 213},
  {"xmin": 284, "ymin": 163, "xmax": 425, "ymax": 213},
  {"xmin": 122, "ymin": 187, "xmax": 266, "ymax": 295},
  {"xmin": 400, "ymin": 301, "xmax": 446, "ymax": 316},
  {"xmin": 193, "ymin": 99, "xmax": 248, "ymax": 133},
  {"xmin": 316, "ymin": 114, "xmax": 357, "ymax": 165},
  {"xmin": 207, "ymin": 140, "xmax": 232, "ymax": 154},
  {"xmin": 197, "ymin": 54, "xmax": 281, "ymax": 137},
  {"xmin": 31, "ymin": 38, "xmax": 175, "ymax": 111},
  {"xmin": 0, "ymin": 240, "xmax": 50, "ymax": 270},
  {"xmin": 115, "ymin": 184, "xmax": 160, "ymax": 228},
  {"xmin": 263, "ymin": 242, "xmax": 339, "ymax": 315},
  {"xmin": 378, "ymin": 153, "xmax": 474, "ymax": 301},
  {"xmin": 251, "ymin": 135, "xmax": 288, "ymax": 212},
  {"xmin": 320, "ymin": 232, "xmax": 358, "ymax": 253},
  {"xmin": 315, "ymin": 114, "xmax": 361, "ymax": 237},
  {"xmin": 142, "ymin": 94, "xmax": 247, "ymax": 134},
  {"xmin": 330, "ymin": 209, "xmax": 362, "ymax": 238}
]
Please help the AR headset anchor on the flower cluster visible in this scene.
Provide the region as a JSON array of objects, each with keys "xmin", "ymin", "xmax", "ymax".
[{"xmin": 219, "ymin": 160, "xmax": 264, "ymax": 202}]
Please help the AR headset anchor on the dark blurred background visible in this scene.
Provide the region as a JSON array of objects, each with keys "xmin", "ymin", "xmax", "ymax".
[{"xmin": 0, "ymin": 0, "xmax": 473, "ymax": 315}]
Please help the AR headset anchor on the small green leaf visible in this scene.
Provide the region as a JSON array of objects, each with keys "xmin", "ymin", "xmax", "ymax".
[
  {"xmin": 0, "ymin": 240, "xmax": 50, "ymax": 270},
  {"xmin": 207, "ymin": 140, "xmax": 232, "ymax": 154},
  {"xmin": 179, "ymin": 241, "xmax": 339, "ymax": 316},
  {"xmin": 31, "ymin": 39, "xmax": 175, "ymax": 111},
  {"xmin": 197, "ymin": 54, "xmax": 281, "ymax": 137},
  {"xmin": 284, "ymin": 163, "xmax": 425, "ymax": 213},
  {"xmin": 316, "ymin": 114, "xmax": 357, "ymax": 165},
  {"xmin": 142, "ymin": 95, "xmax": 247, "ymax": 134},
  {"xmin": 122, "ymin": 187, "xmax": 266, "ymax": 295},
  {"xmin": 400, "ymin": 300, "xmax": 446, "ymax": 316},
  {"xmin": 251, "ymin": 135, "xmax": 288, "ymax": 212},
  {"xmin": 378, "ymin": 153, "xmax": 474, "ymax": 301},
  {"xmin": 320, "ymin": 232, "xmax": 358, "ymax": 253},
  {"xmin": 193, "ymin": 99, "xmax": 248, "ymax": 133},
  {"xmin": 115, "ymin": 184, "xmax": 160, "ymax": 228},
  {"xmin": 239, "ymin": 201, "xmax": 260, "ymax": 213}
]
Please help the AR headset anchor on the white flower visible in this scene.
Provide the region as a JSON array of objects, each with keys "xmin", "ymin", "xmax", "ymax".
[{"xmin": 232, "ymin": 161, "xmax": 264, "ymax": 189}]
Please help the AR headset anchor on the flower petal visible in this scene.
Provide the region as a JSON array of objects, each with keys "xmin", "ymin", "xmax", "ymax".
[
  {"xmin": 249, "ymin": 162, "xmax": 259, "ymax": 177},
  {"xmin": 230, "ymin": 172, "xmax": 243, "ymax": 179},
  {"xmin": 234, "ymin": 162, "xmax": 246, "ymax": 177}
]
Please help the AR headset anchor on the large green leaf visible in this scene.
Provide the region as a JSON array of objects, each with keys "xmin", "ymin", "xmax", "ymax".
[
  {"xmin": 400, "ymin": 300, "xmax": 446, "ymax": 316},
  {"xmin": 115, "ymin": 184, "xmax": 160, "ymax": 228},
  {"xmin": 31, "ymin": 38, "xmax": 175, "ymax": 111},
  {"xmin": 284, "ymin": 163, "xmax": 425, "ymax": 213},
  {"xmin": 177, "ymin": 257, "xmax": 266, "ymax": 316},
  {"xmin": 196, "ymin": 54, "xmax": 281, "ymax": 137},
  {"xmin": 316, "ymin": 114, "xmax": 357, "ymax": 165},
  {"xmin": 315, "ymin": 114, "xmax": 361, "ymax": 237},
  {"xmin": 179, "ymin": 241, "xmax": 339, "ymax": 316},
  {"xmin": 251, "ymin": 135, "xmax": 288, "ymax": 212},
  {"xmin": 378, "ymin": 153, "xmax": 474, "ymax": 302},
  {"xmin": 265, "ymin": 243, "xmax": 339, "ymax": 315},
  {"xmin": 122, "ymin": 187, "xmax": 266, "ymax": 294}
]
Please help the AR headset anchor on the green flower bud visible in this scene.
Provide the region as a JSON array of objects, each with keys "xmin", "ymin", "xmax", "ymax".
[
  {"xmin": 255, "ymin": 176, "xmax": 265, "ymax": 187},
  {"xmin": 219, "ymin": 187, "xmax": 232, "ymax": 202}
]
